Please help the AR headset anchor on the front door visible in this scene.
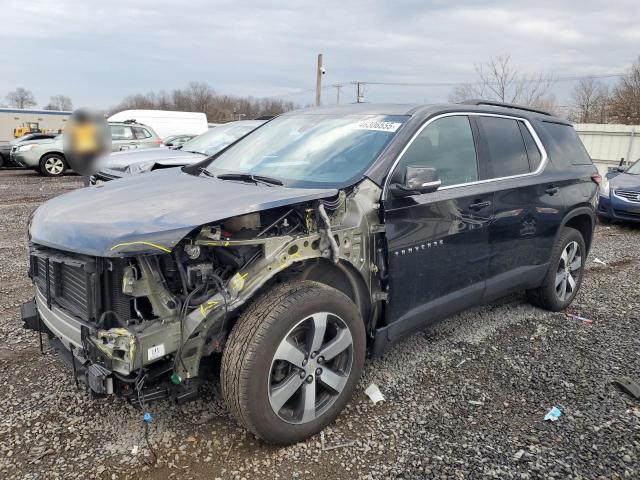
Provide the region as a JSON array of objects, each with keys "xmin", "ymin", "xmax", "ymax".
[
  {"xmin": 382, "ymin": 114, "xmax": 494, "ymax": 341},
  {"xmin": 110, "ymin": 125, "xmax": 136, "ymax": 151}
]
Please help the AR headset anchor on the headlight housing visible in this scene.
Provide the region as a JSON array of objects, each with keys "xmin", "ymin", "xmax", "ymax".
[
  {"xmin": 17, "ymin": 144, "xmax": 37, "ymax": 152},
  {"xmin": 600, "ymin": 179, "xmax": 610, "ymax": 197},
  {"xmin": 127, "ymin": 160, "xmax": 156, "ymax": 175}
]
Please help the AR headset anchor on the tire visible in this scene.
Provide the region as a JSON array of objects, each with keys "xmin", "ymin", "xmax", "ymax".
[
  {"xmin": 526, "ymin": 227, "xmax": 586, "ymax": 311},
  {"xmin": 0, "ymin": 153, "xmax": 4, "ymax": 169},
  {"xmin": 221, "ymin": 280, "xmax": 366, "ymax": 445},
  {"xmin": 39, "ymin": 154, "xmax": 67, "ymax": 177}
]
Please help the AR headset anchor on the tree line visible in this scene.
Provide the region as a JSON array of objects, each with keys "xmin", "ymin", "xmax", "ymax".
[
  {"xmin": 1, "ymin": 88, "xmax": 73, "ymax": 110},
  {"xmin": 109, "ymin": 82, "xmax": 297, "ymax": 123},
  {"xmin": 448, "ymin": 55, "xmax": 640, "ymax": 125}
]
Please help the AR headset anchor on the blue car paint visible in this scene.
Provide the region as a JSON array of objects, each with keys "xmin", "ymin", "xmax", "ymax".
[{"xmin": 598, "ymin": 168, "xmax": 640, "ymax": 222}]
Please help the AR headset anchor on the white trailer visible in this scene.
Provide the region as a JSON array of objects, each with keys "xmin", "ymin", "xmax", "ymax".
[{"xmin": 108, "ymin": 110, "xmax": 208, "ymax": 139}]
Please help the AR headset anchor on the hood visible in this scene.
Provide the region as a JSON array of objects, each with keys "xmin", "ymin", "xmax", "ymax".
[
  {"xmin": 30, "ymin": 168, "xmax": 337, "ymax": 257},
  {"xmin": 610, "ymin": 172, "xmax": 640, "ymax": 191},
  {"xmin": 102, "ymin": 148, "xmax": 205, "ymax": 170},
  {"xmin": 15, "ymin": 137, "xmax": 61, "ymax": 148}
]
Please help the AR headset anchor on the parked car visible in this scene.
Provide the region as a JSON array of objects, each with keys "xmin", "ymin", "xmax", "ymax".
[
  {"xmin": 22, "ymin": 102, "xmax": 598, "ymax": 445},
  {"xmin": 597, "ymin": 159, "xmax": 640, "ymax": 223},
  {"xmin": 162, "ymin": 134, "xmax": 197, "ymax": 148},
  {"xmin": 0, "ymin": 133, "xmax": 57, "ymax": 168},
  {"xmin": 10, "ymin": 121, "xmax": 161, "ymax": 176},
  {"xmin": 90, "ymin": 120, "xmax": 265, "ymax": 182}
]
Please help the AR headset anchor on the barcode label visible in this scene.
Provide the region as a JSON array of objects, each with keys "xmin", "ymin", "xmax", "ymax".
[
  {"xmin": 355, "ymin": 120, "xmax": 402, "ymax": 132},
  {"xmin": 148, "ymin": 344, "xmax": 165, "ymax": 361}
]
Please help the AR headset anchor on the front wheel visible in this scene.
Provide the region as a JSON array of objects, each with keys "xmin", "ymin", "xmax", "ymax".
[
  {"xmin": 39, "ymin": 154, "xmax": 67, "ymax": 177},
  {"xmin": 221, "ymin": 281, "xmax": 366, "ymax": 445},
  {"xmin": 526, "ymin": 227, "xmax": 586, "ymax": 311}
]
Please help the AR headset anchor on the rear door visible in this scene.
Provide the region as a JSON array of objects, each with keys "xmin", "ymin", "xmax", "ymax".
[
  {"xmin": 382, "ymin": 114, "xmax": 494, "ymax": 341},
  {"xmin": 476, "ymin": 115, "xmax": 562, "ymax": 299},
  {"xmin": 132, "ymin": 126, "xmax": 157, "ymax": 149}
]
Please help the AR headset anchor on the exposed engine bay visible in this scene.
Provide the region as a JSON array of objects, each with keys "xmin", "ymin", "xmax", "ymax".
[{"xmin": 25, "ymin": 179, "xmax": 385, "ymax": 404}]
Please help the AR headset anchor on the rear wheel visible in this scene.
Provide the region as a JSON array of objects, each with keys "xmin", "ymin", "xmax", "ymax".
[
  {"xmin": 221, "ymin": 281, "xmax": 365, "ymax": 445},
  {"xmin": 527, "ymin": 227, "xmax": 586, "ymax": 311},
  {"xmin": 39, "ymin": 154, "xmax": 67, "ymax": 177}
]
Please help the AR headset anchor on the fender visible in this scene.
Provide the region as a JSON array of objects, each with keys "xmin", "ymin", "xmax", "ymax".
[{"xmin": 554, "ymin": 205, "xmax": 596, "ymax": 253}]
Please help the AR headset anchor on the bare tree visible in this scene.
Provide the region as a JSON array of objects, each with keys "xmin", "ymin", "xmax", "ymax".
[
  {"xmin": 568, "ymin": 78, "xmax": 609, "ymax": 123},
  {"xmin": 608, "ymin": 57, "xmax": 640, "ymax": 125},
  {"xmin": 43, "ymin": 94, "xmax": 73, "ymax": 111},
  {"xmin": 110, "ymin": 82, "xmax": 296, "ymax": 122},
  {"xmin": 449, "ymin": 55, "xmax": 556, "ymax": 110},
  {"xmin": 5, "ymin": 87, "xmax": 36, "ymax": 109}
]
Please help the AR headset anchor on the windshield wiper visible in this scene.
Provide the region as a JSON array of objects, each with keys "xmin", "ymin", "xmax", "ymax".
[
  {"xmin": 216, "ymin": 172, "xmax": 283, "ymax": 186},
  {"xmin": 197, "ymin": 167, "xmax": 216, "ymax": 178}
]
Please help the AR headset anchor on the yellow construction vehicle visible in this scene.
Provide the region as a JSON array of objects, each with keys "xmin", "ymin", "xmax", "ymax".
[{"xmin": 13, "ymin": 122, "xmax": 42, "ymax": 138}]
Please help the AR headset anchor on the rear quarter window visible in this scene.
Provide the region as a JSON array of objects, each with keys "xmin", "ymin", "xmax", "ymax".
[{"xmin": 543, "ymin": 122, "xmax": 592, "ymax": 165}]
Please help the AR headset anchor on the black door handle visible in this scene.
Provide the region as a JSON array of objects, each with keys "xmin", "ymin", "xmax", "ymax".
[
  {"xmin": 546, "ymin": 186, "xmax": 559, "ymax": 195},
  {"xmin": 469, "ymin": 200, "xmax": 491, "ymax": 210}
]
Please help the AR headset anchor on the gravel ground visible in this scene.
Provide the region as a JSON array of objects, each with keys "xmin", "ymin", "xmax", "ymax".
[{"xmin": 0, "ymin": 169, "xmax": 638, "ymax": 479}]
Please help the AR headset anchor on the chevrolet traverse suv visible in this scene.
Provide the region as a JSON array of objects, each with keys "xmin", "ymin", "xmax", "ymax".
[{"xmin": 22, "ymin": 101, "xmax": 598, "ymax": 445}]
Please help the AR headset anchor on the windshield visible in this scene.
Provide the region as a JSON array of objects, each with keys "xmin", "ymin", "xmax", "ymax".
[
  {"xmin": 626, "ymin": 160, "xmax": 640, "ymax": 175},
  {"xmin": 205, "ymin": 114, "xmax": 408, "ymax": 188},
  {"xmin": 181, "ymin": 123, "xmax": 258, "ymax": 155}
]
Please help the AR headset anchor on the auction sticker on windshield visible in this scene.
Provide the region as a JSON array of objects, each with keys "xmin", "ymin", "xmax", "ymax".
[{"xmin": 355, "ymin": 120, "xmax": 402, "ymax": 132}]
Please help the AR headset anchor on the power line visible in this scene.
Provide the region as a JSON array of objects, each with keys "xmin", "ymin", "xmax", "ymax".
[{"xmin": 265, "ymin": 72, "xmax": 627, "ymax": 100}]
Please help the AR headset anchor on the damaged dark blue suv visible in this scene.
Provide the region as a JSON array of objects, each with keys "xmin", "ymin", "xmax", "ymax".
[{"xmin": 22, "ymin": 101, "xmax": 599, "ymax": 445}]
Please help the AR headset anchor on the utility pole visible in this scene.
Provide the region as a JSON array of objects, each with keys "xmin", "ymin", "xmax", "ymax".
[
  {"xmin": 355, "ymin": 81, "xmax": 364, "ymax": 103},
  {"xmin": 315, "ymin": 54, "xmax": 324, "ymax": 106},
  {"xmin": 333, "ymin": 83, "xmax": 343, "ymax": 104}
]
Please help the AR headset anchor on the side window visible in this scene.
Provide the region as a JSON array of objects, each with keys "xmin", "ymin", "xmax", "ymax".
[
  {"xmin": 132, "ymin": 127, "xmax": 151, "ymax": 139},
  {"xmin": 518, "ymin": 122, "xmax": 542, "ymax": 171},
  {"xmin": 543, "ymin": 122, "xmax": 592, "ymax": 165},
  {"xmin": 398, "ymin": 115, "xmax": 478, "ymax": 187},
  {"xmin": 478, "ymin": 116, "xmax": 530, "ymax": 178},
  {"xmin": 110, "ymin": 125, "xmax": 134, "ymax": 140}
]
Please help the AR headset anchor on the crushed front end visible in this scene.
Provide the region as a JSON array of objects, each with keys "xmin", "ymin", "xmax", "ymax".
[{"xmin": 22, "ymin": 179, "xmax": 384, "ymax": 406}]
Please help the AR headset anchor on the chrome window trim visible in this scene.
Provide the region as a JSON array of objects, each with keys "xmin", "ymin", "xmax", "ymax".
[{"xmin": 382, "ymin": 111, "xmax": 549, "ymax": 199}]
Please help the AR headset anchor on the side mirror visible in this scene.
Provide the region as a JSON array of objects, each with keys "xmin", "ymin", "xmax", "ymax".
[
  {"xmin": 616, "ymin": 166, "xmax": 626, "ymax": 173},
  {"xmin": 391, "ymin": 166, "xmax": 441, "ymax": 197}
]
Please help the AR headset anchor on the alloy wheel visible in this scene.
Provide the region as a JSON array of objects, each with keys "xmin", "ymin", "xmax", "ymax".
[
  {"xmin": 45, "ymin": 157, "xmax": 64, "ymax": 175},
  {"xmin": 268, "ymin": 312, "xmax": 353, "ymax": 424},
  {"xmin": 555, "ymin": 240, "xmax": 582, "ymax": 301}
]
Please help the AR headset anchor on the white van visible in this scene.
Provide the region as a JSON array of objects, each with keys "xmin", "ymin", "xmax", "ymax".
[{"xmin": 108, "ymin": 110, "xmax": 208, "ymax": 139}]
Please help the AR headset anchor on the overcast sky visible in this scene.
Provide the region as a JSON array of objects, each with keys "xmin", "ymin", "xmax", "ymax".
[{"xmin": 1, "ymin": 0, "xmax": 638, "ymax": 109}]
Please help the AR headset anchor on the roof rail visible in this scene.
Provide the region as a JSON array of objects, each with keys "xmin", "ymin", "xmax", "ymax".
[{"xmin": 460, "ymin": 99, "xmax": 551, "ymax": 116}]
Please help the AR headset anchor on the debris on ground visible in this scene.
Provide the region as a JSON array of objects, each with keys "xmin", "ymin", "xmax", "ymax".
[
  {"xmin": 320, "ymin": 432, "xmax": 355, "ymax": 451},
  {"xmin": 364, "ymin": 383, "xmax": 384, "ymax": 404},
  {"xmin": 593, "ymin": 258, "xmax": 607, "ymax": 266},
  {"xmin": 467, "ymin": 400, "xmax": 485, "ymax": 406},
  {"xmin": 513, "ymin": 449, "xmax": 525, "ymax": 460},
  {"xmin": 565, "ymin": 313, "xmax": 594, "ymax": 324},
  {"xmin": 544, "ymin": 406, "xmax": 563, "ymax": 422},
  {"xmin": 612, "ymin": 377, "xmax": 640, "ymax": 400}
]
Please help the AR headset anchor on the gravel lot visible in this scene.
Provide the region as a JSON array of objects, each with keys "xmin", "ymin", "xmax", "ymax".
[{"xmin": 0, "ymin": 169, "xmax": 638, "ymax": 479}]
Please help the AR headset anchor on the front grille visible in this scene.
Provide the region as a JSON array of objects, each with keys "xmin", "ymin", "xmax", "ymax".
[
  {"xmin": 615, "ymin": 189, "xmax": 640, "ymax": 203},
  {"xmin": 30, "ymin": 245, "xmax": 134, "ymax": 325}
]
